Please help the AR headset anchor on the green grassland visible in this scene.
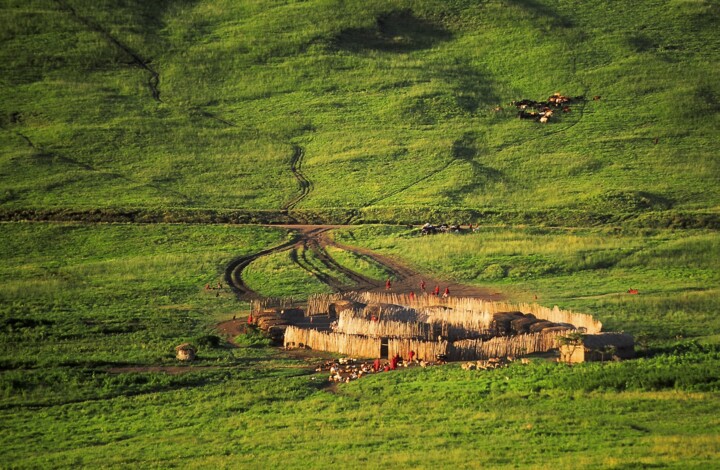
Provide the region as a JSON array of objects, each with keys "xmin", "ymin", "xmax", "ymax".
[
  {"xmin": 2, "ymin": 0, "xmax": 720, "ymax": 467},
  {"xmin": 1, "ymin": 0, "xmax": 719, "ymax": 220},
  {"xmin": 2, "ymin": 223, "xmax": 719, "ymax": 467}
]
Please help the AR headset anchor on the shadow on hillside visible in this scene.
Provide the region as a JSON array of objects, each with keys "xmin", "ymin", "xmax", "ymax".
[
  {"xmin": 505, "ymin": 0, "xmax": 573, "ymax": 28},
  {"xmin": 332, "ymin": 9, "xmax": 452, "ymax": 53},
  {"xmin": 442, "ymin": 133, "xmax": 506, "ymax": 203},
  {"xmin": 437, "ymin": 60, "xmax": 500, "ymax": 113}
]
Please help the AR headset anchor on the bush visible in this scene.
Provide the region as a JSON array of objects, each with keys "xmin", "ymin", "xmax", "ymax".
[{"xmin": 481, "ymin": 263, "xmax": 506, "ymax": 280}]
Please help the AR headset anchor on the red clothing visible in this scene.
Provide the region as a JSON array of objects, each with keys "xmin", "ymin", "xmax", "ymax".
[
  {"xmin": 390, "ymin": 355, "xmax": 399, "ymax": 370},
  {"xmin": 385, "ymin": 279, "xmax": 392, "ymax": 289},
  {"xmin": 409, "ymin": 291, "xmax": 415, "ymax": 300},
  {"xmin": 408, "ymin": 350, "xmax": 415, "ymax": 362},
  {"xmin": 443, "ymin": 287, "xmax": 450, "ymax": 297},
  {"xmin": 433, "ymin": 285, "xmax": 440, "ymax": 296},
  {"xmin": 373, "ymin": 359, "xmax": 381, "ymax": 372},
  {"xmin": 247, "ymin": 314, "xmax": 253, "ymax": 325}
]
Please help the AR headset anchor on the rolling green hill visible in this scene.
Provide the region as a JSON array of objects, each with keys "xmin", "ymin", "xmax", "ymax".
[
  {"xmin": 2, "ymin": 1, "xmax": 720, "ymax": 467},
  {"xmin": 2, "ymin": 0, "xmax": 718, "ymax": 222}
]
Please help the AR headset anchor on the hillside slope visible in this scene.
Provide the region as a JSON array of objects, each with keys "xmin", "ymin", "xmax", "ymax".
[{"xmin": 1, "ymin": 0, "xmax": 718, "ymax": 220}]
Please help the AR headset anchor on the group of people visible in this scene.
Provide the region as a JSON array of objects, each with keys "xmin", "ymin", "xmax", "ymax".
[
  {"xmin": 385, "ymin": 279, "xmax": 451, "ymax": 298},
  {"xmin": 204, "ymin": 282, "xmax": 224, "ymax": 297}
]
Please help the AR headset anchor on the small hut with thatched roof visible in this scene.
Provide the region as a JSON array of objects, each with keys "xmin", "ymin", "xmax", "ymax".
[
  {"xmin": 559, "ymin": 333, "xmax": 635, "ymax": 363},
  {"xmin": 175, "ymin": 343, "xmax": 196, "ymax": 361}
]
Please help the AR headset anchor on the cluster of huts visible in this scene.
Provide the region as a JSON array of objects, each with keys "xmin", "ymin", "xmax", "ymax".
[{"xmin": 250, "ymin": 292, "xmax": 633, "ymax": 364}]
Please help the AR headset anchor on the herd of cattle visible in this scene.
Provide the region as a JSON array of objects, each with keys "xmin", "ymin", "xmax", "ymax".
[
  {"xmin": 504, "ymin": 92, "xmax": 599, "ymax": 123},
  {"xmin": 420, "ymin": 223, "xmax": 465, "ymax": 235}
]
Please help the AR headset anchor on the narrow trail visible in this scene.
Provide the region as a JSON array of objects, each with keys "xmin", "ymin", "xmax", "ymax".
[
  {"xmin": 54, "ymin": 0, "xmax": 240, "ymax": 128},
  {"xmin": 3, "ymin": 126, "xmax": 191, "ymax": 203},
  {"xmin": 283, "ymin": 145, "xmax": 313, "ymax": 210},
  {"xmin": 363, "ymin": 159, "xmax": 457, "ymax": 208},
  {"xmin": 225, "ymin": 225, "xmax": 500, "ymax": 302},
  {"xmin": 54, "ymin": 0, "xmax": 162, "ymax": 102}
]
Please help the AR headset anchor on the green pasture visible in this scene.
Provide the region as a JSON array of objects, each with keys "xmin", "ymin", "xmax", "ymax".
[
  {"xmin": 1, "ymin": 0, "xmax": 718, "ymax": 219},
  {"xmin": 1, "ymin": 222, "xmax": 719, "ymax": 467},
  {"xmin": 2, "ymin": 0, "xmax": 720, "ymax": 466}
]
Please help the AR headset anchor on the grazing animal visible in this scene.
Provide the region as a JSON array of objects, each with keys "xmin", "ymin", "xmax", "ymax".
[{"xmin": 593, "ymin": 95, "xmax": 602, "ymax": 101}]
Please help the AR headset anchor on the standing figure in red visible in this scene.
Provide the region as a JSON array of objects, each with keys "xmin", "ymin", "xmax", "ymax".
[
  {"xmin": 433, "ymin": 285, "xmax": 440, "ymax": 296},
  {"xmin": 443, "ymin": 287, "xmax": 450, "ymax": 298},
  {"xmin": 409, "ymin": 291, "xmax": 415, "ymax": 301},
  {"xmin": 420, "ymin": 280, "xmax": 426, "ymax": 292},
  {"xmin": 385, "ymin": 279, "xmax": 392, "ymax": 290},
  {"xmin": 408, "ymin": 350, "xmax": 415, "ymax": 363},
  {"xmin": 390, "ymin": 354, "xmax": 399, "ymax": 370},
  {"xmin": 373, "ymin": 358, "xmax": 381, "ymax": 372}
]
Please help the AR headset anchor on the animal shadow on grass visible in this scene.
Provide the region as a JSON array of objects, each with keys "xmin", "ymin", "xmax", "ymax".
[
  {"xmin": 504, "ymin": 0, "xmax": 574, "ymax": 28},
  {"xmin": 332, "ymin": 9, "xmax": 452, "ymax": 53},
  {"xmin": 442, "ymin": 132, "xmax": 506, "ymax": 203}
]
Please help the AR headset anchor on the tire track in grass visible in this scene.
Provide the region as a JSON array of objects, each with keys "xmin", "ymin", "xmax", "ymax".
[
  {"xmin": 227, "ymin": 225, "xmax": 502, "ymax": 301},
  {"xmin": 295, "ymin": 241, "xmax": 346, "ymax": 291},
  {"xmin": 227, "ymin": 227, "xmax": 396, "ymax": 299},
  {"xmin": 307, "ymin": 236, "xmax": 380, "ymax": 291},
  {"xmin": 224, "ymin": 235, "xmax": 300, "ymax": 299},
  {"xmin": 283, "ymin": 145, "xmax": 313, "ymax": 210}
]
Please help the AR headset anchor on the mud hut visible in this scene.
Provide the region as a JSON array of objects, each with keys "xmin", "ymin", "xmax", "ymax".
[
  {"xmin": 559, "ymin": 333, "xmax": 635, "ymax": 363},
  {"xmin": 175, "ymin": 343, "xmax": 196, "ymax": 361}
]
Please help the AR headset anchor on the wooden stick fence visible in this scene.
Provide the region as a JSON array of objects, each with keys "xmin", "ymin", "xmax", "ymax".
[
  {"xmin": 284, "ymin": 326, "xmax": 380, "ymax": 358},
  {"xmin": 388, "ymin": 338, "xmax": 448, "ymax": 362},
  {"xmin": 350, "ymin": 292, "xmax": 602, "ymax": 333},
  {"xmin": 306, "ymin": 293, "xmax": 344, "ymax": 316},
  {"xmin": 449, "ymin": 329, "xmax": 570, "ymax": 361},
  {"xmin": 251, "ymin": 297, "xmax": 300, "ymax": 314},
  {"xmin": 336, "ymin": 311, "xmax": 434, "ymax": 340}
]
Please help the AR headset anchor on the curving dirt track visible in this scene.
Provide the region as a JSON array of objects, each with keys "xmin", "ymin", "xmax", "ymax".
[
  {"xmin": 283, "ymin": 145, "xmax": 313, "ymax": 210},
  {"xmin": 224, "ymin": 225, "xmax": 501, "ymax": 301}
]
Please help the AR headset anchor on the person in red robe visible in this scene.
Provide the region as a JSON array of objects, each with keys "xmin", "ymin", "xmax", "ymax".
[
  {"xmin": 443, "ymin": 287, "xmax": 450, "ymax": 298},
  {"xmin": 373, "ymin": 358, "xmax": 380, "ymax": 372},
  {"xmin": 390, "ymin": 354, "xmax": 399, "ymax": 370},
  {"xmin": 385, "ymin": 279, "xmax": 392, "ymax": 290},
  {"xmin": 433, "ymin": 285, "xmax": 440, "ymax": 296}
]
